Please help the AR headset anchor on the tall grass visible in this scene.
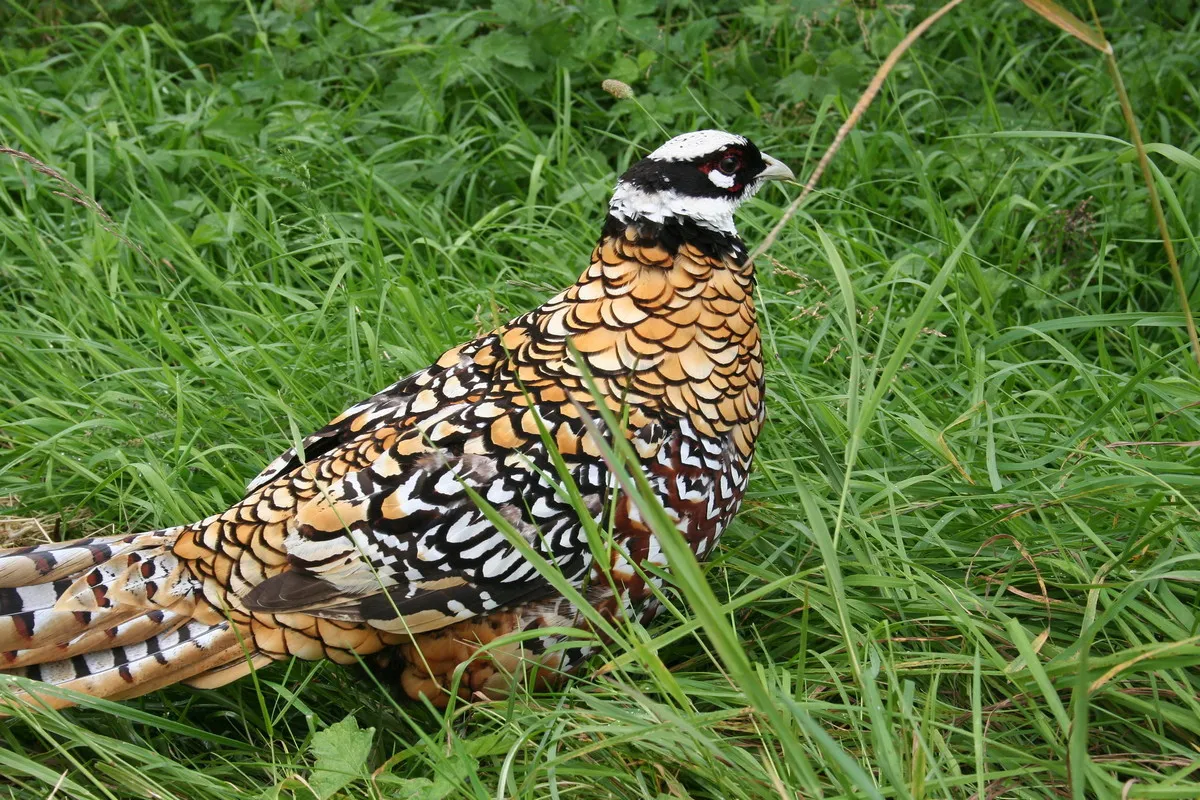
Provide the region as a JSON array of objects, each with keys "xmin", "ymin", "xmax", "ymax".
[{"xmin": 2, "ymin": 1, "xmax": 1199, "ymax": 797}]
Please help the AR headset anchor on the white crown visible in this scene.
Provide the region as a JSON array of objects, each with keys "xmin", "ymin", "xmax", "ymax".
[{"xmin": 646, "ymin": 130, "xmax": 749, "ymax": 162}]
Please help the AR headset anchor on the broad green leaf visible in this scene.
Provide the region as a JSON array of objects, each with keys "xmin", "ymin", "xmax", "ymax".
[{"xmin": 308, "ymin": 716, "xmax": 374, "ymax": 800}]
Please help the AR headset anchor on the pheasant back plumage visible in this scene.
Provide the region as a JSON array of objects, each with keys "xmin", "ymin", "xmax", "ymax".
[{"xmin": 0, "ymin": 129, "xmax": 787, "ymax": 709}]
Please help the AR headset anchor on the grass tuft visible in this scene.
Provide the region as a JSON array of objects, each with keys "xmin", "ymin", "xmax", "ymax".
[{"xmin": 2, "ymin": 1, "xmax": 1199, "ymax": 797}]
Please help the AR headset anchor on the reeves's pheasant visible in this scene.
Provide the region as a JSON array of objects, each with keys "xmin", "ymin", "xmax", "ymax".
[{"xmin": 0, "ymin": 130, "xmax": 793, "ymax": 709}]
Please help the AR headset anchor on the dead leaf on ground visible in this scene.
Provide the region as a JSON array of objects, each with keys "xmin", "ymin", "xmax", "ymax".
[{"xmin": 0, "ymin": 498, "xmax": 107, "ymax": 547}]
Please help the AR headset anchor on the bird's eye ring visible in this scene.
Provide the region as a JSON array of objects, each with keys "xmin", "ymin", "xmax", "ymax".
[{"xmin": 717, "ymin": 155, "xmax": 741, "ymax": 175}]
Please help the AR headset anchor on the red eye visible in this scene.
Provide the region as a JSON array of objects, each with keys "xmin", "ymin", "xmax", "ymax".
[{"xmin": 717, "ymin": 155, "xmax": 741, "ymax": 175}]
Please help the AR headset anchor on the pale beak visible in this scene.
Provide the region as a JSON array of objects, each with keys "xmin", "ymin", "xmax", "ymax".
[{"xmin": 758, "ymin": 153, "xmax": 795, "ymax": 182}]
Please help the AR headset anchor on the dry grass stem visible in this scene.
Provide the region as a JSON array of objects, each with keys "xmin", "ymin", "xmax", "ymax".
[
  {"xmin": 1, "ymin": 146, "xmax": 152, "ymax": 265},
  {"xmin": 749, "ymin": 0, "xmax": 969, "ymax": 268}
]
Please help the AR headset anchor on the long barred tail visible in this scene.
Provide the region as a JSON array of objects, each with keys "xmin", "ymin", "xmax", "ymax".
[{"xmin": 0, "ymin": 531, "xmax": 270, "ymax": 710}]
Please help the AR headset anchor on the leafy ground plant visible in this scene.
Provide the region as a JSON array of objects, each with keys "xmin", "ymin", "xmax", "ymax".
[{"xmin": 1, "ymin": 1, "xmax": 1199, "ymax": 798}]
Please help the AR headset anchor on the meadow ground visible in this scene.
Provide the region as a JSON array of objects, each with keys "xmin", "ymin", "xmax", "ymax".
[{"xmin": 2, "ymin": 1, "xmax": 1199, "ymax": 798}]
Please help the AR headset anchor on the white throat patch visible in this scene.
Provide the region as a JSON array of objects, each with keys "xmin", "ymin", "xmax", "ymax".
[{"xmin": 608, "ymin": 183, "xmax": 740, "ymax": 235}]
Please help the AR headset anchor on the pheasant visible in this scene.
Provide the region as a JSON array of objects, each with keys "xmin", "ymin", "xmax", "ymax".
[{"xmin": 0, "ymin": 130, "xmax": 792, "ymax": 709}]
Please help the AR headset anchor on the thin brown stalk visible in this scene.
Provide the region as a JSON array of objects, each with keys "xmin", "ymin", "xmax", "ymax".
[
  {"xmin": 748, "ymin": 0, "xmax": 969, "ymax": 267},
  {"xmin": 1105, "ymin": 440, "xmax": 1200, "ymax": 449},
  {"xmin": 1023, "ymin": 0, "xmax": 1200, "ymax": 368},
  {"xmin": 1102, "ymin": 55, "xmax": 1200, "ymax": 368}
]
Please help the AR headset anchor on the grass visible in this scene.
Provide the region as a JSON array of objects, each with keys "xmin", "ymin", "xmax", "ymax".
[{"xmin": 2, "ymin": 0, "xmax": 1199, "ymax": 797}]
